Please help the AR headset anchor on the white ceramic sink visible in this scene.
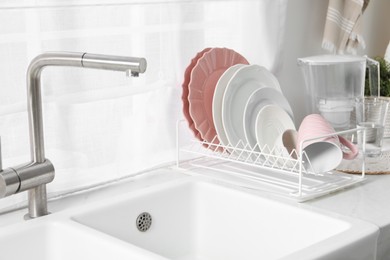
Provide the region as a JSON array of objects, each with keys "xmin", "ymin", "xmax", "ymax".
[
  {"xmin": 72, "ymin": 178, "xmax": 379, "ymax": 260},
  {"xmin": 0, "ymin": 220, "xmax": 164, "ymax": 260}
]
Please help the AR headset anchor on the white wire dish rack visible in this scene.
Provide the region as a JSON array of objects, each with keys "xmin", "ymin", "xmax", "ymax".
[{"xmin": 175, "ymin": 120, "xmax": 366, "ymax": 202}]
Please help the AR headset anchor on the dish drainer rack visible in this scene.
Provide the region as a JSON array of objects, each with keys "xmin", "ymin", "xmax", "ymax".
[{"xmin": 175, "ymin": 120, "xmax": 366, "ymax": 202}]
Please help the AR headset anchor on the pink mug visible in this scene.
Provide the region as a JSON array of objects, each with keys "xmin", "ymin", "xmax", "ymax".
[{"xmin": 296, "ymin": 114, "xmax": 358, "ymax": 173}]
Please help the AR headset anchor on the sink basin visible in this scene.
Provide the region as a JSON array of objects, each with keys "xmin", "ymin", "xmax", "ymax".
[
  {"xmin": 73, "ymin": 178, "xmax": 379, "ymax": 260},
  {"xmin": 0, "ymin": 220, "xmax": 165, "ymax": 260}
]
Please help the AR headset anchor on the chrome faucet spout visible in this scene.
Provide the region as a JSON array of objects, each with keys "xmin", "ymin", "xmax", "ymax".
[
  {"xmin": 27, "ymin": 52, "xmax": 147, "ymax": 163},
  {"xmin": 0, "ymin": 52, "xmax": 147, "ymax": 219},
  {"xmin": 81, "ymin": 53, "xmax": 147, "ymax": 75}
]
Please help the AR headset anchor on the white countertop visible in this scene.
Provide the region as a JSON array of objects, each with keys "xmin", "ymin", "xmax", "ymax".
[
  {"xmin": 307, "ymin": 174, "xmax": 390, "ymax": 260},
  {"xmin": 306, "ymin": 140, "xmax": 390, "ymax": 260}
]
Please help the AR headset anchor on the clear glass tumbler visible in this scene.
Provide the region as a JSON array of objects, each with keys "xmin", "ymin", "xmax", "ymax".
[{"xmin": 355, "ymin": 97, "xmax": 390, "ymax": 157}]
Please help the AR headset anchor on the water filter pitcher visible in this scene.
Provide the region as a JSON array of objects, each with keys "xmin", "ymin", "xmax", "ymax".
[{"xmin": 298, "ymin": 55, "xmax": 379, "ymax": 130}]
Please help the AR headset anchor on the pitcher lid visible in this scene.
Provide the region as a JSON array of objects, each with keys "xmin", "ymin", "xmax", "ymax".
[{"xmin": 298, "ymin": 55, "xmax": 366, "ymax": 65}]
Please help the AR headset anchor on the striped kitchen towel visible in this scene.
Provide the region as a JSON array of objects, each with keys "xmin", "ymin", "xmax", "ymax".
[
  {"xmin": 322, "ymin": 0, "xmax": 370, "ymax": 54},
  {"xmin": 385, "ymin": 41, "xmax": 390, "ymax": 63}
]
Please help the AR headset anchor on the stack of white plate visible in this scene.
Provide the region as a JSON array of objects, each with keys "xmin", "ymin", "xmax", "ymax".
[{"xmin": 182, "ymin": 48, "xmax": 295, "ymax": 155}]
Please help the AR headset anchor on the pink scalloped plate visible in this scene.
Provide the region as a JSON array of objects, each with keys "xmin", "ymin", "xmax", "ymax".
[
  {"xmin": 181, "ymin": 48, "xmax": 212, "ymax": 141},
  {"xmin": 188, "ymin": 48, "xmax": 249, "ymax": 147}
]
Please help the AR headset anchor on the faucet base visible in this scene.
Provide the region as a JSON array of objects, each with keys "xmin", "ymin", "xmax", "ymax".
[{"xmin": 27, "ymin": 184, "xmax": 50, "ymax": 218}]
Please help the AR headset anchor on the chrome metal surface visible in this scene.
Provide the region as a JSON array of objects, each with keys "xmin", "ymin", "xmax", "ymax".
[
  {"xmin": 13, "ymin": 160, "xmax": 55, "ymax": 193},
  {"xmin": 1, "ymin": 52, "xmax": 147, "ymax": 219},
  {"xmin": 27, "ymin": 185, "xmax": 49, "ymax": 219},
  {"xmin": 81, "ymin": 53, "xmax": 147, "ymax": 74},
  {"xmin": 136, "ymin": 212, "xmax": 152, "ymax": 232},
  {"xmin": 0, "ymin": 137, "xmax": 21, "ymax": 198},
  {"xmin": 27, "ymin": 52, "xmax": 84, "ymax": 163},
  {"xmin": 0, "ymin": 168, "xmax": 20, "ymax": 198},
  {"xmin": 26, "ymin": 52, "xmax": 147, "ymax": 163}
]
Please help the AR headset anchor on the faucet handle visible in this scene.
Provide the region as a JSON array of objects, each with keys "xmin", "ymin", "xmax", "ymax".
[{"xmin": 0, "ymin": 137, "xmax": 20, "ymax": 198}]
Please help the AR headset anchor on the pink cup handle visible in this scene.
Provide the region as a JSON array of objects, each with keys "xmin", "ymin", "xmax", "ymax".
[{"xmin": 338, "ymin": 136, "xmax": 359, "ymax": 160}]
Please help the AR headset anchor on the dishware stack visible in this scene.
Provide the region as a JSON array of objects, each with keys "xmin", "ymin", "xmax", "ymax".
[
  {"xmin": 181, "ymin": 47, "xmax": 296, "ymax": 164},
  {"xmin": 181, "ymin": 47, "xmax": 249, "ymax": 151}
]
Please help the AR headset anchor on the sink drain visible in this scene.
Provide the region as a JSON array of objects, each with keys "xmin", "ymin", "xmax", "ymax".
[{"xmin": 136, "ymin": 212, "xmax": 152, "ymax": 232}]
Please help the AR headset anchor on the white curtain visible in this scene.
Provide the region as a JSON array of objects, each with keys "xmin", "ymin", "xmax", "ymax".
[{"xmin": 0, "ymin": 0, "xmax": 288, "ymax": 212}]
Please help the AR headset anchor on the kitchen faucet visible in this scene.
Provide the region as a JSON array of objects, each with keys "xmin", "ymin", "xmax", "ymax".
[{"xmin": 0, "ymin": 52, "xmax": 147, "ymax": 219}]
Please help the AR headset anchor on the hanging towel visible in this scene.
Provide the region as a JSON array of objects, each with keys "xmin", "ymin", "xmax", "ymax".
[
  {"xmin": 322, "ymin": 0, "xmax": 370, "ymax": 54},
  {"xmin": 385, "ymin": 41, "xmax": 390, "ymax": 63}
]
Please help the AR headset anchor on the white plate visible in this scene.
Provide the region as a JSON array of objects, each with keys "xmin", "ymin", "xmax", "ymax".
[
  {"xmin": 255, "ymin": 104, "xmax": 296, "ymax": 152},
  {"xmin": 243, "ymin": 87, "xmax": 294, "ymax": 151},
  {"xmin": 222, "ymin": 64, "xmax": 281, "ymax": 148},
  {"xmin": 213, "ymin": 64, "xmax": 246, "ymax": 148}
]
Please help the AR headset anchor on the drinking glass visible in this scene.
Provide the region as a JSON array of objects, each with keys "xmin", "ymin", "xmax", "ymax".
[{"xmin": 355, "ymin": 97, "xmax": 389, "ymax": 157}]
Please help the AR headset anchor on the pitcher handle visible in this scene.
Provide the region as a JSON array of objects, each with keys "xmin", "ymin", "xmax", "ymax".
[{"xmin": 365, "ymin": 56, "xmax": 380, "ymax": 97}]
